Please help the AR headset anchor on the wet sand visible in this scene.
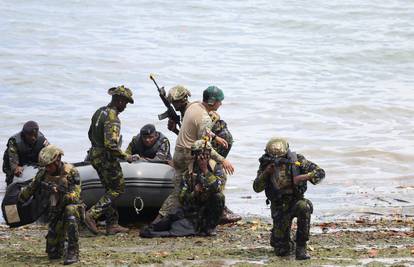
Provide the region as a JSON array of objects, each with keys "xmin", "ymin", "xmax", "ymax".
[{"xmin": 0, "ymin": 217, "xmax": 413, "ymax": 266}]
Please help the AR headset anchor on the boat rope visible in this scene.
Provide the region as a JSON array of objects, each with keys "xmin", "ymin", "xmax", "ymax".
[{"xmin": 133, "ymin": 196, "xmax": 144, "ymax": 215}]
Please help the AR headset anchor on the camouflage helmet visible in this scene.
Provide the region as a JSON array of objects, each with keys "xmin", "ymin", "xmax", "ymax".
[
  {"xmin": 167, "ymin": 85, "xmax": 191, "ymax": 102},
  {"xmin": 191, "ymin": 139, "xmax": 212, "ymax": 152},
  {"xmin": 38, "ymin": 145, "xmax": 64, "ymax": 167},
  {"xmin": 265, "ymin": 137, "xmax": 289, "ymax": 157},
  {"xmin": 108, "ymin": 85, "xmax": 134, "ymax": 104},
  {"xmin": 203, "ymin": 86, "xmax": 224, "ymax": 105}
]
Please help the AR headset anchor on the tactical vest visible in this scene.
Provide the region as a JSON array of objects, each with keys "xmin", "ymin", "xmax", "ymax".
[
  {"xmin": 262, "ymin": 151, "xmax": 308, "ymax": 201},
  {"xmin": 2, "ymin": 132, "xmax": 46, "ymax": 174},
  {"xmin": 88, "ymin": 106, "xmax": 119, "ymax": 148},
  {"xmin": 131, "ymin": 132, "xmax": 167, "ymax": 159}
]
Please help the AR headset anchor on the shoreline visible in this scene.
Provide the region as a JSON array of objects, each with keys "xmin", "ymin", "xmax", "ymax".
[{"xmin": 0, "ymin": 216, "xmax": 413, "ymax": 266}]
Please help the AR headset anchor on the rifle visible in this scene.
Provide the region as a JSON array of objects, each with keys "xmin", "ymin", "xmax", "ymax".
[
  {"xmin": 40, "ymin": 181, "xmax": 69, "ymax": 194},
  {"xmin": 149, "ymin": 74, "xmax": 181, "ymax": 135}
]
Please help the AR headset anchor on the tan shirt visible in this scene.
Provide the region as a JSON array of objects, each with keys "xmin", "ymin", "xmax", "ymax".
[{"xmin": 176, "ymin": 102, "xmax": 224, "ymax": 163}]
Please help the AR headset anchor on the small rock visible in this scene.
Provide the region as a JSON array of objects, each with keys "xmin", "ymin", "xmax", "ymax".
[{"xmin": 368, "ymin": 248, "xmax": 378, "ymax": 258}]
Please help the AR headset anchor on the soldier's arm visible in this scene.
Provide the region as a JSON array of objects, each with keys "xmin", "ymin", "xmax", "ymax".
[
  {"xmin": 125, "ymin": 137, "xmax": 135, "ymax": 156},
  {"xmin": 19, "ymin": 169, "xmax": 45, "ymax": 202},
  {"xmin": 210, "ymin": 149, "xmax": 225, "ymax": 164},
  {"xmin": 153, "ymin": 139, "xmax": 172, "ymax": 161},
  {"xmin": 297, "ymin": 154, "xmax": 325, "ymax": 185},
  {"xmin": 197, "ymin": 113, "xmax": 226, "ymax": 163},
  {"xmin": 103, "ymin": 109, "xmax": 128, "ymax": 160},
  {"xmin": 253, "ymin": 166, "xmax": 267, "ymax": 193},
  {"xmin": 7, "ymin": 139, "xmax": 20, "ymax": 173},
  {"xmin": 64, "ymin": 167, "xmax": 82, "ymax": 204}
]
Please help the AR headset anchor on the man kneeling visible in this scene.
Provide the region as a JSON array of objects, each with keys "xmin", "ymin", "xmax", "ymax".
[
  {"xmin": 140, "ymin": 139, "xmax": 224, "ymax": 237},
  {"xmin": 253, "ymin": 138, "xmax": 325, "ymax": 260},
  {"xmin": 19, "ymin": 145, "xmax": 83, "ymax": 265}
]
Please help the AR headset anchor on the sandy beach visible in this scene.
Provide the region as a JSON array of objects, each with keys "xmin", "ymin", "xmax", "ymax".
[{"xmin": 0, "ymin": 216, "xmax": 413, "ymax": 266}]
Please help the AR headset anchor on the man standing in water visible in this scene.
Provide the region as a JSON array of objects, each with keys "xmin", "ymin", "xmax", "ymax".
[
  {"xmin": 2, "ymin": 121, "xmax": 49, "ymax": 186},
  {"xmin": 84, "ymin": 85, "xmax": 134, "ymax": 235},
  {"xmin": 155, "ymin": 86, "xmax": 234, "ymax": 221},
  {"xmin": 253, "ymin": 138, "xmax": 325, "ymax": 260}
]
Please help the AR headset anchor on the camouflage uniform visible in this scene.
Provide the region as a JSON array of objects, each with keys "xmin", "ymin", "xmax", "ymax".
[
  {"xmin": 209, "ymin": 112, "xmax": 233, "ymax": 187},
  {"xmin": 87, "ymin": 86, "xmax": 133, "ymax": 226},
  {"xmin": 178, "ymin": 140, "xmax": 225, "ymax": 234},
  {"xmin": 253, "ymin": 138, "xmax": 325, "ymax": 258},
  {"xmin": 2, "ymin": 130, "xmax": 48, "ymax": 185},
  {"xmin": 19, "ymin": 161, "xmax": 82, "ymax": 261}
]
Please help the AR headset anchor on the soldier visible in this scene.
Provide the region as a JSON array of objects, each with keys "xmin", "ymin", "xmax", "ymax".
[
  {"xmin": 2, "ymin": 121, "xmax": 49, "ymax": 185},
  {"xmin": 18, "ymin": 145, "xmax": 82, "ymax": 265},
  {"xmin": 166, "ymin": 85, "xmax": 191, "ymax": 134},
  {"xmin": 209, "ymin": 111, "xmax": 241, "ymax": 224},
  {"xmin": 125, "ymin": 123, "xmax": 172, "ymax": 161},
  {"xmin": 179, "ymin": 139, "xmax": 225, "ymax": 236},
  {"xmin": 253, "ymin": 138, "xmax": 325, "ymax": 260},
  {"xmin": 155, "ymin": 86, "xmax": 234, "ymax": 222},
  {"xmin": 84, "ymin": 85, "xmax": 134, "ymax": 235}
]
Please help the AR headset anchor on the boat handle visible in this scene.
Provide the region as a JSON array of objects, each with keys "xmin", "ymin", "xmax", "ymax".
[{"xmin": 133, "ymin": 196, "xmax": 144, "ymax": 215}]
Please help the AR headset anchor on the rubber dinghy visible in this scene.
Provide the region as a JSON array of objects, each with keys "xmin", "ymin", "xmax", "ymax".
[
  {"xmin": 76, "ymin": 160, "xmax": 174, "ymax": 209},
  {"xmin": 2, "ymin": 161, "xmax": 174, "ymax": 227}
]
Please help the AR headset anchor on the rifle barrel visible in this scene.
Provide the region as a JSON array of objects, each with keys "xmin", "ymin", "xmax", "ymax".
[{"xmin": 150, "ymin": 75, "xmax": 161, "ymax": 92}]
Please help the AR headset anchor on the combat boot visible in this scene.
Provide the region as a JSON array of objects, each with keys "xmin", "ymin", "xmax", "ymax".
[
  {"xmin": 106, "ymin": 224, "xmax": 129, "ymax": 235},
  {"xmin": 274, "ymin": 247, "xmax": 291, "ymax": 257},
  {"xmin": 63, "ymin": 246, "xmax": 79, "ymax": 265},
  {"xmin": 296, "ymin": 244, "xmax": 311, "ymax": 260},
  {"xmin": 84, "ymin": 211, "xmax": 99, "ymax": 235},
  {"xmin": 219, "ymin": 206, "xmax": 242, "ymax": 224},
  {"xmin": 46, "ymin": 241, "xmax": 62, "ymax": 259},
  {"xmin": 48, "ymin": 249, "xmax": 62, "ymax": 260}
]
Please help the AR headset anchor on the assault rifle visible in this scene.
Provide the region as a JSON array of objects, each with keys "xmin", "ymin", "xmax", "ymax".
[
  {"xmin": 40, "ymin": 181, "xmax": 69, "ymax": 194},
  {"xmin": 149, "ymin": 74, "xmax": 181, "ymax": 135}
]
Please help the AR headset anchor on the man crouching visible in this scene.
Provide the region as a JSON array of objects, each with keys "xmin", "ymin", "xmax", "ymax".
[
  {"xmin": 179, "ymin": 139, "xmax": 225, "ymax": 236},
  {"xmin": 253, "ymin": 138, "xmax": 325, "ymax": 260},
  {"xmin": 140, "ymin": 139, "xmax": 224, "ymax": 238},
  {"xmin": 19, "ymin": 145, "xmax": 83, "ymax": 265}
]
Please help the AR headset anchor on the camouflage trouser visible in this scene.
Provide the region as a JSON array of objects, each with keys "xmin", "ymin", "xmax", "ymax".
[
  {"xmin": 46, "ymin": 204, "xmax": 81, "ymax": 258},
  {"xmin": 195, "ymin": 192, "xmax": 225, "ymax": 233},
  {"xmin": 88, "ymin": 148, "xmax": 124, "ymax": 225},
  {"xmin": 158, "ymin": 147, "xmax": 193, "ymax": 217},
  {"xmin": 270, "ymin": 196, "xmax": 313, "ymax": 253}
]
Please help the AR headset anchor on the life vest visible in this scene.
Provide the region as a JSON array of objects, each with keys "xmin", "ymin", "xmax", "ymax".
[
  {"xmin": 130, "ymin": 132, "xmax": 168, "ymax": 159},
  {"xmin": 261, "ymin": 151, "xmax": 307, "ymax": 201},
  {"xmin": 2, "ymin": 131, "xmax": 46, "ymax": 174}
]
